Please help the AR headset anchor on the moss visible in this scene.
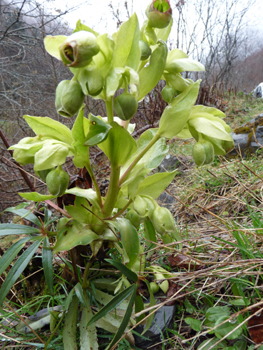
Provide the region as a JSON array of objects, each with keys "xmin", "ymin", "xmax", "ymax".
[{"xmin": 233, "ymin": 116, "xmax": 263, "ymax": 149}]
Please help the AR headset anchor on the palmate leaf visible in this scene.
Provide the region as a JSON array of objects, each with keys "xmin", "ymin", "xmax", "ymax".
[
  {"xmin": 42, "ymin": 237, "xmax": 53, "ymax": 295},
  {"xmin": 0, "ymin": 238, "xmax": 42, "ymax": 305},
  {"xmin": 106, "ymin": 284, "xmax": 137, "ymax": 350},
  {"xmin": 63, "ymin": 295, "xmax": 79, "ymax": 350},
  {"xmin": 87, "ymin": 284, "xmax": 136, "ymax": 327},
  {"xmin": 0, "ymin": 223, "xmax": 40, "ymax": 236},
  {"xmin": 4, "ymin": 208, "xmax": 42, "ymax": 227}
]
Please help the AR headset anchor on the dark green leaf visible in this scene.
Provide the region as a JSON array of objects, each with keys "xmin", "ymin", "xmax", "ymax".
[
  {"xmin": 106, "ymin": 284, "xmax": 137, "ymax": 350},
  {"xmin": 0, "ymin": 237, "xmax": 28, "ymax": 276},
  {"xmin": 135, "ymin": 295, "xmax": 145, "ymax": 323},
  {"xmin": 185, "ymin": 317, "xmax": 202, "ymax": 332},
  {"xmin": 0, "ymin": 223, "xmax": 40, "ymax": 236},
  {"xmin": 105, "ymin": 259, "xmax": 138, "ymax": 282},
  {"xmin": 143, "ymin": 280, "xmax": 156, "ymax": 334},
  {"xmin": 42, "ymin": 237, "xmax": 53, "ymax": 295},
  {"xmin": 0, "ymin": 239, "xmax": 42, "ymax": 305},
  {"xmin": 87, "ymin": 285, "xmax": 135, "ymax": 326},
  {"xmin": 84, "ymin": 114, "xmax": 112, "ymax": 146},
  {"xmin": 4, "ymin": 208, "xmax": 42, "ymax": 227}
]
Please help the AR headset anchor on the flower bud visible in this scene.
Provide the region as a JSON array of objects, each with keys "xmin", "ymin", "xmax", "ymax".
[
  {"xmin": 46, "ymin": 166, "xmax": 69, "ymax": 197},
  {"xmin": 59, "ymin": 31, "xmax": 100, "ymax": 68},
  {"xmin": 150, "ymin": 281, "xmax": 160, "ymax": 294},
  {"xmin": 202, "ymin": 140, "xmax": 214, "ymax": 165},
  {"xmin": 151, "ymin": 206, "xmax": 175, "ymax": 234},
  {"xmin": 161, "ymin": 85, "xmax": 175, "ymax": 103},
  {"xmin": 146, "ymin": 0, "xmax": 172, "ymax": 29},
  {"xmin": 79, "ymin": 67, "xmax": 104, "ymax": 96},
  {"xmin": 113, "ymin": 92, "xmax": 138, "ymax": 121},
  {"xmin": 55, "ymin": 80, "xmax": 85, "ymax": 118},
  {"xmin": 192, "ymin": 140, "xmax": 214, "ymax": 166},
  {"xmin": 35, "ymin": 168, "xmax": 53, "ymax": 182},
  {"xmin": 125, "ymin": 209, "xmax": 141, "ymax": 230},
  {"xmin": 139, "ymin": 40, "xmax": 152, "ymax": 60}
]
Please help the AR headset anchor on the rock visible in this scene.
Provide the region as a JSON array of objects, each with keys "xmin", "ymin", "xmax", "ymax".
[
  {"xmin": 158, "ymin": 191, "xmax": 176, "ymax": 211},
  {"xmin": 158, "ymin": 154, "xmax": 179, "ymax": 172},
  {"xmin": 230, "ymin": 114, "xmax": 263, "ymax": 156},
  {"xmin": 134, "ymin": 303, "xmax": 177, "ymax": 349}
]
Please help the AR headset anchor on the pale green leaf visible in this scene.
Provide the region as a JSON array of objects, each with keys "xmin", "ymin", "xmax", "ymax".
[
  {"xmin": 98, "ymin": 122, "xmax": 137, "ymax": 166},
  {"xmin": 214, "ymin": 315, "xmax": 243, "ymax": 340},
  {"xmin": 112, "ymin": 13, "xmax": 140, "ymax": 70},
  {"xmin": 85, "ymin": 114, "xmax": 112, "ymax": 146},
  {"xmin": 137, "ymin": 40, "xmax": 168, "ymax": 101},
  {"xmin": 189, "ymin": 117, "xmax": 233, "ymax": 141},
  {"xmin": 93, "ymin": 34, "xmax": 114, "ymax": 78},
  {"xmin": 24, "ymin": 116, "xmax": 73, "ymax": 145},
  {"xmin": 34, "ymin": 141, "xmax": 70, "ymax": 171},
  {"xmin": 135, "ymin": 171, "xmax": 177, "ymax": 199},
  {"xmin": 158, "ymin": 81, "xmax": 200, "ymax": 139},
  {"xmin": 4, "ymin": 208, "xmax": 42, "ymax": 227},
  {"xmin": 65, "ymin": 188, "xmax": 99, "ymax": 208},
  {"xmin": 44, "ymin": 35, "xmax": 67, "ymax": 60},
  {"xmin": 191, "ymin": 105, "xmax": 225, "ymax": 118},
  {"xmin": 75, "ymin": 283, "xmax": 89, "ymax": 308},
  {"xmin": 19, "ymin": 192, "xmax": 55, "ymax": 201},
  {"xmin": 185, "ymin": 317, "xmax": 202, "ymax": 332},
  {"xmin": 155, "ymin": 17, "xmax": 173, "ymax": 42},
  {"xmin": 165, "ymin": 58, "xmax": 205, "ymax": 74},
  {"xmin": 73, "ymin": 19, "xmax": 98, "ymax": 36},
  {"xmin": 167, "ymin": 48, "xmax": 188, "ymax": 62},
  {"xmin": 92, "ymin": 289, "xmax": 129, "ymax": 310}
]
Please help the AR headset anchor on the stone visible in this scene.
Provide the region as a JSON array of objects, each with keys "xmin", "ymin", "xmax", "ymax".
[
  {"xmin": 158, "ymin": 191, "xmax": 176, "ymax": 211},
  {"xmin": 158, "ymin": 154, "xmax": 179, "ymax": 173},
  {"xmin": 134, "ymin": 303, "xmax": 177, "ymax": 349}
]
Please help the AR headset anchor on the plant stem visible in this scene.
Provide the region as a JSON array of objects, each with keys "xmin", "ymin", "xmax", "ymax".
[
  {"xmin": 82, "ymin": 257, "xmax": 95, "ymax": 290},
  {"xmin": 106, "ymin": 198, "xmax": 133, "ymax": 220},
  {"xmin": 85, "ymin": 161, "xmax": 102, "ymax": 208},
  {"xmin": 44, "ymin": 311, "xmax": 65, "ymax": 350},
  {"xmin": 119, "ymin": 132, "xmax": 161, "ymax": 185},
  {"xmin": 71, "ymin": 69, "xmax": 80, "ymax": 82},
  {"xmin": 106, "ymin": 98, "xmax": 114, "ymax": 123},
  {"xmin": 102, "ymin": 163, "xmax": 121, "ymax": 216}
]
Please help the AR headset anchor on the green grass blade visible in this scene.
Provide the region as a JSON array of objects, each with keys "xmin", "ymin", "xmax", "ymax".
[
  {"xmin": 80, "ymin": 290, "xmax": 99, "ymax": 350},
  {"xmin": 4, "ymin": 208, "xmax": 42, "ymax": 227},
  {"xmin": 0, "ymin": 237, "xmax": 28, "ymax": 276},
  {"xmin": 0, "ymin": 223, "xmax": 40, "ymax": 236},
  {"xmin": 105, "ymin": 259, "xmax": 138, "ymax": 282},
  {"xmin": 0, "ymin": 239, "xmax": 42, "ymax": 305},
  {"xmin": 63, "ymin": 295, "xmax": 79, "ymax": 350},
  {"xmin": 87, "ymin": 285, "xmax": 135, "ymax": 326},
  {"xmin": 42, "ymin": 237, "xmax": 53, "ymax": 295},
  {"xmin": 106, "ymin": 284, "xmax": 137, "ymax": 350}
]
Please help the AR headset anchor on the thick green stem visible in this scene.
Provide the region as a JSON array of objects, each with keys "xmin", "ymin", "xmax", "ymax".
[
  {"xmin": 119, "ymin": 132, "xmax": 161, "ymax": 185},
  {"xmin": 71, "ymin": 69, "xmax": 80, "ymax": 82},
  {"xmin": 85, "ymin": 161, "xmax": 102, "ymax": 208},
  {"xmin": 102, "ymin": 163, "xmax": 121, "ymax": 217},
  {"xmin": 106, "ymin": 98, "xmax": 114, "ymax": 123},
  {"xmin": 82, "ymin": 257, "xmax": 95, "ymax": 290}
]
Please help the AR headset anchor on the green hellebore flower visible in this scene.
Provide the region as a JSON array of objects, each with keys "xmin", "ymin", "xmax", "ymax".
[
  {"xmin": 151, "ymin": 206, "xmax": 175, "ymax": 234},
  {"xmin": 55, "ymin": 80, "xmax": 85, "ymax": 118},
  {"xmin": 113, "ymin": 92, "xmax": 138, "ymax": 121},
  {"xmin": 79, "ymin": 67, "xmax": 104, "ymax": 96},
  {"xmin": 46, "ymin": 166, "xmax": 69, "ymax": 197},
  {"xmin": 139, "ymin": 40, "xmax": 152, "ymax": 60},
  {"xmin": 146, "ymin": 0, "xmax": 172, "ymax": 29},
  {"xmin": 192, "ymin": 140, "xmax": 214, "ymax": 166},
  {"xmin": 59, "ymin": 31, "xmax": 100, "ymax": 68}
]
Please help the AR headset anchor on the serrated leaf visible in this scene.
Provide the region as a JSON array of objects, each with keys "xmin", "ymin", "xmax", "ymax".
[
  {"xmin": 4, "ymin": 208, "xmax": 42, "ymax": 227},
  {"xmin": 18, "ymin": 192, "xmax": 56, "ymax": 201},
  {"xmin": 63, "ymin": 295, "xmax": 78, "ymax": 350},
  {"xmin": 24, "ymin": 116, "xmax": 73, "ymax": 145},
  {"xmin": 80, "ymin": 291, "xmax": 98, "ymax": 350},
  {"xmin": 112, "ymin": 13, "xmax": 140, "ymax": 70},
  {"xmin": 0, "ymin": 237, "xmax": 28, "ymax": 276},
  {"xmin": 105, "ymin": 259, "xmax": 138, "ymax": 282},
  {"xmin": 64, "ymin": 289, "xmax": 75, "ymax": 312},
  {"xmin": 43, "ymin": 237, "xmax": 53, "ymax": 295},
  {"xmin": 88, "ymin": 284, "xmax": 136, "ymax": 328},
  {"xmin": 0, "ymin": 223, "xmax": 40, "ymax": 236},
  {"xmin": 185, "ymin": 317, "xmax": 202, "ymax": 331},
  {"xmin": 106, "ymin": 284, "xmax": 137, "ymax": 350},
  {"xmin": 137, "ymin": 40, "xmax": 168, "ymax": 101},
  {"xmin": 0, "ymin": 239, "xmax": 42, "ymax": 305},
  {"xmin": 92, "ymin": 289, "xmax": 129, "ymax": 310}
]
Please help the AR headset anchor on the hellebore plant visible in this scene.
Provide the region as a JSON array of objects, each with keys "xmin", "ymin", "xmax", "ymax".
[{"xmin": 0, "ymin": 1, "xmax": 234, "ymax": 349}]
